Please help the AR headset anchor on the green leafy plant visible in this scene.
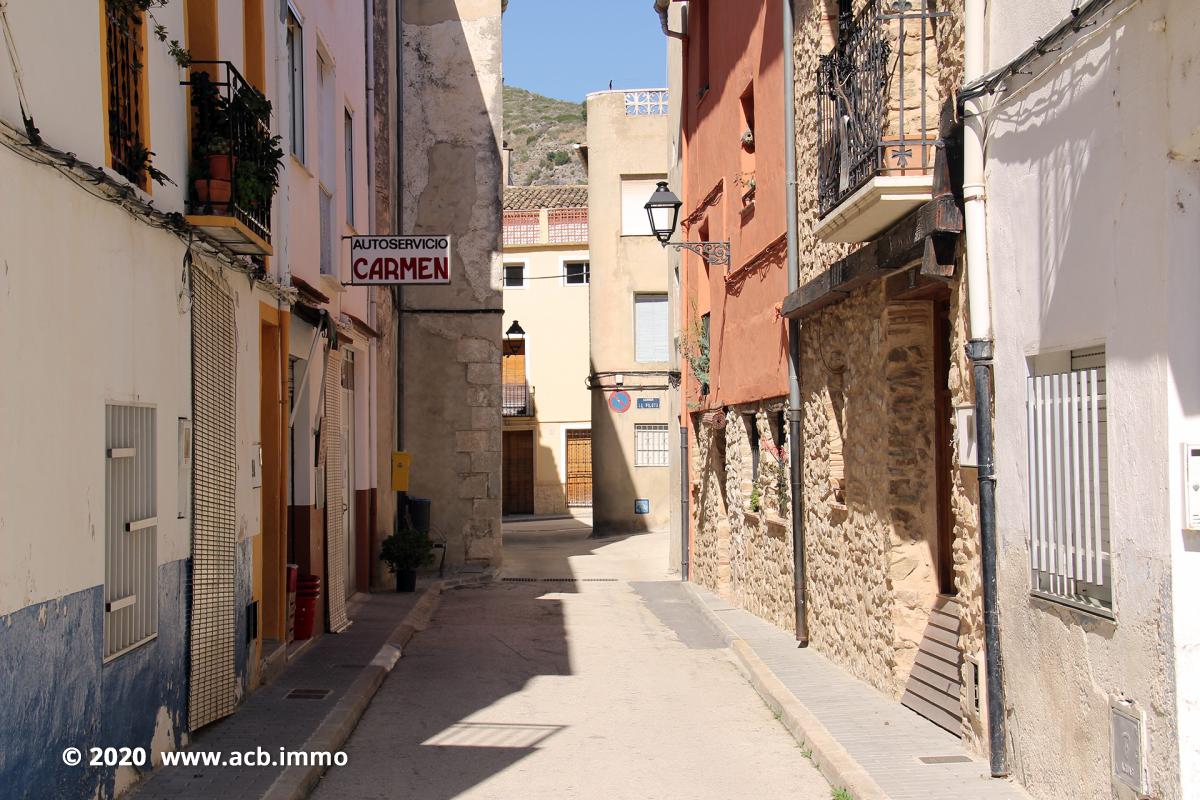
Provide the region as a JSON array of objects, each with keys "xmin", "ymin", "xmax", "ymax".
[
  {"xmin": 107, "ymin": 0, "xmax": 192, "ymax": 68},
  {"xmin": 128, "ymin": 142, "xmax": 173, "ymax": 186},
  {"xmin": 831, "ymin": 789, "xmax": 854, "ymax": 800},
  {"xmin": 749, "ymin": 484, "xmax": 762, "ymax": 513},
  {"xmin": 379, "ymin": 523, "xmax": 435, "ymax": 573},
  {"xmin": 679, "ymin": 302, "xmax": 710, "ymax": 392}
]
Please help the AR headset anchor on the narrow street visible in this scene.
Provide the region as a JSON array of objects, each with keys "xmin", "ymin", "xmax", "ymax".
[{"xmin": 311, "ymin": 517, "xmax": 831, "ymax": 800}]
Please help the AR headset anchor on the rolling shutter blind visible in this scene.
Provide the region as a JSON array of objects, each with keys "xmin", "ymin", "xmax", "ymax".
[
  {"xmin": 635, "ymin": 294, "xmax": 669, "ymax": 363},
  {"xmin": 324, "ymin": 346, "xmax": 350, "ymax": 632},
  {"xmin": 189, "ymin": 268, "xmax": 239, "ymax": 730}
]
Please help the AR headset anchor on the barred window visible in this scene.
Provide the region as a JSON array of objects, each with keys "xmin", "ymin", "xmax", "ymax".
[
  {"xmin": 1026, "ymin": 346, "xmax": 1111, "ymax": 615},
  {"xmin": 635, "ymin": 424, "xmax": 670, "ymax": 467},
  {"xmin": 103, "ymin": 2, "xmax": 148, "ymax": 187}
]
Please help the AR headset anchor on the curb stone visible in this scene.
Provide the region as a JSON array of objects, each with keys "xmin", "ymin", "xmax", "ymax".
[
  {"xmin": 262, "ymin": 570, "xmax": 495, "ymax": 800},
  {"xmin": 682, "ymin": 582, "xmax": 889, "ymax": 800}
]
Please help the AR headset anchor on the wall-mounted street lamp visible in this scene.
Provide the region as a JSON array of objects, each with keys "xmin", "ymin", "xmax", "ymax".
[
  {"xmin": 644, "ymin": 181, "xmax": 731, "ymax": 266},
  {"xmin": 505, "ymin": 320, "xmax": 526, "ymax": 341}
]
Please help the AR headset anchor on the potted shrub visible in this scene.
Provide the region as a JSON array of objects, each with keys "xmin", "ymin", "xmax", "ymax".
[{"xmin": 379, "ymin": 523, "xmax": 434, "ymax": 592}]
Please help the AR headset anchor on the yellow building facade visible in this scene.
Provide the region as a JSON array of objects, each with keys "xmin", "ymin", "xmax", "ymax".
[{"xmin": 501, "ymin": 186, "xmax": 593, "ymax": 516}]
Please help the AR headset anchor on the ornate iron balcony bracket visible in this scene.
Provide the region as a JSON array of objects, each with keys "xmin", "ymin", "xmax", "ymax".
[{"xmin": 666, "ymin": 241, "xmax": 731, "ymax": 266}]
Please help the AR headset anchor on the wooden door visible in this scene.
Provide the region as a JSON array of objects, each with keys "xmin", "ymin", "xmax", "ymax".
[
  {"xmin": 565, "ymin": 429, "xmax": 592, "ymax": 507},
  {"xmin": 503, "ymin": 430, "xmax": 534, "ymax": 515}
]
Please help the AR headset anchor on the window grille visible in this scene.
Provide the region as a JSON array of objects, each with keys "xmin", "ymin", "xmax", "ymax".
[
  {"xmin": 564, "ymin": 261, "xmax": 590, "ymax": 285},
  {"xmin": 635, "ymin": 424, "xmax": 670, "ymax": 467},
  {"xmin": 634, "ymin": 294, "xmax": 669, "ymax": 362},
  {"xmin": 1026, "ymin": 347, "xmax": 1111, "ymax": 613},
  {"xmin": 624, "ymin": 90, "xmax": 669, "ymax": 116},
  {"xmin": 548, "ymin": 208, "xmax": 588, "ymax": 243},
  {"xmin": 105, "ymin": 404, "xmax": 158, "ymax": 659},
  {"xmin": 504, "ymin": 264, "xmax": 525, "ymax": 288},
  {"xmin": 104, "ymin": 2, "xmax": 147, "ymax": 186},
  {"xmin": 504, "ymin": 211, "xmax": 540, "ymax": 246}
]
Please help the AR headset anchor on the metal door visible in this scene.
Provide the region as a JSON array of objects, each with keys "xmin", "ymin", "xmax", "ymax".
[{"xmin": 565, "ymin": 429, "xmax": 592, "ymax": 507}]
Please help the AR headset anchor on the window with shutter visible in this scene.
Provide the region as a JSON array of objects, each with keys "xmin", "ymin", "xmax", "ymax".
[
  {"xmin": 634, "ymin": 294, "xmax": 669, "ymax": 363},
  {"xmin": 1026, "ymin": 346, "xmax": 1112, "ymax": 615}
]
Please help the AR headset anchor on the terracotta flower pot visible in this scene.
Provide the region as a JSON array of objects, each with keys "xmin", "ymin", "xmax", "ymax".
[
  {"xmin": 194, "ymin": 178, "xmax": 231, "ymax": 213},
  {"xmin": 206, "ymin": 153, "xmax": 237, "ymax": 182}
]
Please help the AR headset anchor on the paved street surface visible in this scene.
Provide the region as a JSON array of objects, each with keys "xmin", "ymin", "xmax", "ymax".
[{"xmin": 312, "ymin": 515, "xmax": 831, "ymax": 800}]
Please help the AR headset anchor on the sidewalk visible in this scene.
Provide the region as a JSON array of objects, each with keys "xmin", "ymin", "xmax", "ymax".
[
  {"xmin": 685, "ymin": 583, "xmax": 1031, "ymax": 800},
  {"xmin": 128, "ymin": 574, "xmax": 490, "ymax": 800}
]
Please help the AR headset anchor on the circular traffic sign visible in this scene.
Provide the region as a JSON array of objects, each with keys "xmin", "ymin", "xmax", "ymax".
[{"xmin": 609, "ymin": 390, "xmax": 632, "ymax": 413}]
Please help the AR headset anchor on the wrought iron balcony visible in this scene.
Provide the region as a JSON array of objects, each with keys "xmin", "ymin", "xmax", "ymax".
[
  {"xmin": 816, "ymin": 0, "xmax": 949, "ymax": 231},
  {"xmin": 182, "ymin": 61, "xmax": 278, "ymax": 255},
  {"xmin": 503, "ymin": 382, "xmax": 532, "ymax": 417}
]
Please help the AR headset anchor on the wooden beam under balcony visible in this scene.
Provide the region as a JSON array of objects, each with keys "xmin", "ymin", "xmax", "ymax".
[
  {"xmin": 185, "ymin": 214, "xmax": 274, "ymax": 257},
  {"xmin": 781, "ymin": 194, "xmax": 962, "ymax": 320}
]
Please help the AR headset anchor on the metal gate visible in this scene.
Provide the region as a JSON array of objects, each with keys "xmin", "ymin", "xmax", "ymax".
[
  {"xmin": 565, "ymin": 429, "xmax": 592, "ymax": 507},
  {"xmin": 324, "ymin": 346, "xmax": 350, "ymax": 632},
  {"xmin": 188, "ymin": 267, "xmax": 238, "ymax": 731}
]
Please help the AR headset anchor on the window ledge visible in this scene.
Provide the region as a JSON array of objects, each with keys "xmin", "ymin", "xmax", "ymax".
[
  {"xmin": 1030, "ymin": 590, "xmax": 1116, "ymax": 623},
  {"xmin": 814, "ymin": 175, "xmax": 934, "ymax": 244}
]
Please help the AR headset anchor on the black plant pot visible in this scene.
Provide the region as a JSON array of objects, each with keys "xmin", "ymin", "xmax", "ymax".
[{"xmin": 396, "ymin": 569, "xmax": 417, "ymax": 593}]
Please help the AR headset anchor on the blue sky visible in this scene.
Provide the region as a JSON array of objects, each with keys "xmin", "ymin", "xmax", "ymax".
[{"xmin": 503, "ymin": 0, "xmax": 667, "ymax": 103}]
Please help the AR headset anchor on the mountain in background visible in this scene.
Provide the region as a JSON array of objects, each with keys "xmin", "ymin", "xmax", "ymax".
[{"xmin": 503, "ymin": 85, "xmax": 588, "ymax": 186}]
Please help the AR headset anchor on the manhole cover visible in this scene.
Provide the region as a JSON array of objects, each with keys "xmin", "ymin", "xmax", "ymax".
[
  {"xmin": 286, "ymin": 688, "xmax": 332, "ymax": 700},
  {"xmin": 918, "ymin": 755, "xmax": 973, "ymax": 765}
]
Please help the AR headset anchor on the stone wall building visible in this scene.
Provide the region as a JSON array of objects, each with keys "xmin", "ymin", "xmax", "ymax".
[
  {"xmin": 372, "ymin": 0, "xmax": 505, "ymax": 571},
  {"xmin": 663, "ymin": 0, "xmax": 986, "ymax": 752}
]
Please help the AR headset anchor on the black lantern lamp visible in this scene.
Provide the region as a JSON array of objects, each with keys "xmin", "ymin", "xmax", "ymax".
[
  {"xmin": 505, "ymin": 320, "xmax": 526, "ymax": 341},
  {"xmin": 644, "ymin": 181, "xmax": 731, "ymax": 266},
  {"xmin": 645, "ymin": 181, "xmax": 682, "ymax": 245}
]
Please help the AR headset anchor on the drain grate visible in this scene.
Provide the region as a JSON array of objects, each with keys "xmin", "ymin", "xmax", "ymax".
[
  {"xmin": 918, "ymin": 755, "xmax": 973, "ymax": 765},
  {"xmin": 286, "ymin": 688, "xmax": 332, "ymax": 700},
  {"xmin": 503, "ymin": 577, "xmax": 620, "ymax": 583}
]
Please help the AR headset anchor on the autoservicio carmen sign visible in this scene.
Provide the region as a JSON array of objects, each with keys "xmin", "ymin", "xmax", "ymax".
[{"xmin": 349, "ymin": 235, "xmax": 451, "ymax": 285}]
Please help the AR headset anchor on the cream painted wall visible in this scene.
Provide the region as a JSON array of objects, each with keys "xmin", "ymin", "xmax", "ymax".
[
  {"xmin": 984, "ymin": 1, "xmax": 1199, "ymax": 796},
  {"xmin": 585, "ymin": 90, "xmax": 673, "ymax": 535},
  {"xmin": 0, "ymin": 143, "xmax": 192, "ymax": 615},
  {"xmin": 0, "ymin": 0, "xmax": 192, "ymax": 212},
  {"xmin": 503, "ymin": 242, "xmax": 591, "ymax": 514}
]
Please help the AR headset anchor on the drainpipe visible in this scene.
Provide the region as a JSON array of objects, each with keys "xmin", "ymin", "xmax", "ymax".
[
  {"xmin": 963, "ymin": 0, "xmax": 1007, "ymax": 778},
  {"xmin": 680, "ymin": 426, "xmax": 689, "ymax": 580},
  {"xmin": 783, "ymin": 0, "xmax": 807, "ymax": 646}
]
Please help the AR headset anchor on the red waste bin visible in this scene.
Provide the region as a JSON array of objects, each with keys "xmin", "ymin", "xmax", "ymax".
[{"xmin": 293, "ymin": 575, "xmax": 321, "ymax": 640}]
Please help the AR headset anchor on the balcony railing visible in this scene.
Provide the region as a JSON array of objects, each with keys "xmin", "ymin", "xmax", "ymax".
[
  {"xmin": 816, "ymin": 0, "xmax": 949, "ymax": 218},
  {"xmin": 182, "ymin": 61, "xmax": 275, "ymax": 252},
  {"xmin": 503, "ymin": 382, "xmax": 532, "ymax": 417},
  {"xmin": 624, "ymin": 90, "xmax": 669, "ymax": 117}
]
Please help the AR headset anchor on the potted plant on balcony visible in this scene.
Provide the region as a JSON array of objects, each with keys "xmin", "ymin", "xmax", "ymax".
[
  {"xmin": 189, "ymin": 71, "xmax": 234, "ymax": 212},
  {"xmin": 379, "ymin": 520, "xmax": 435, "ymax": 593},
  {"xmin": 229, "ymin": 85, "xmax": 284, "ymax": 221}
]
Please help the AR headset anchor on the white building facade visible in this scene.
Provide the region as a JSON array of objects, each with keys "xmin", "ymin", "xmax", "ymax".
[{"xmin": 981, "ymin": 2, "xmax": 1200, "ymax": 797}]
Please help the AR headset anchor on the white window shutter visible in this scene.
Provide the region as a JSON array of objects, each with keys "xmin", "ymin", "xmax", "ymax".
[{"xmin": 635, "ymin": 295, "xmax": 669, "ymax": 363}]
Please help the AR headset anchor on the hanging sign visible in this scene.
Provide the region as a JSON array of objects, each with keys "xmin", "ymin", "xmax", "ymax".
[
  {"xmin": 608, "ymin": 391, "xmax": 632, "ymax": 413},
  {"xmin": 349, "ymin": 236, "xmax": 452, "ymax": 285}
]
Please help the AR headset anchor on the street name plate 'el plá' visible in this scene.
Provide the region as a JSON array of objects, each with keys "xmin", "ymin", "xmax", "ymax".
[{"xmin": 349, "ymin": 235, "xmax": 452, "ymax": 285}]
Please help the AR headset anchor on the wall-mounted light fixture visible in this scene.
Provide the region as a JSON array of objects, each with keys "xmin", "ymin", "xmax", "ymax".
[
  {"xmin": 644, "ymin": 181, "xmax": 731, "ymax": 266},
  {"xmin": 505, "ymin": 320, "xmax": 526, "ymax": 341}
]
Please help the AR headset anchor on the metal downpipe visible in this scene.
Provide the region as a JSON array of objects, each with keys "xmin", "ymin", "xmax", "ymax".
[
  {"xmin": 680, "ymin": 426, "xmax": 690, "ymax": 581},
  {"xmin": 783, "ymin": 0, "xmax": 807, "ymax": 646}
]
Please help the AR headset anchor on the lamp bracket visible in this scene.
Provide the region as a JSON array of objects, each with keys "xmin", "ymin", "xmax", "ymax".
[{"xmin": 667, "ymin": 241, "xmax": 731, "ymax": 266}]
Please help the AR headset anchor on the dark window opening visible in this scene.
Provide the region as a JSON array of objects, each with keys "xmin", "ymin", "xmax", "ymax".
[
  {"xmin": 504, "ymin": 264, "xmax": 525, "ymax": 288},
  {"xmin": 565, "ymin": 261, "xmax": 590, "ymax": 285}
]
